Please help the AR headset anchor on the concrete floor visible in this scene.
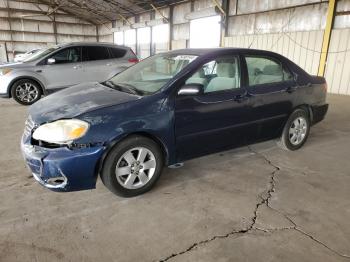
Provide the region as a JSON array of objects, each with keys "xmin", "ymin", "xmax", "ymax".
[{"xmin": 0, "ymin": 94, "xmax": 349, "ymax": 262}]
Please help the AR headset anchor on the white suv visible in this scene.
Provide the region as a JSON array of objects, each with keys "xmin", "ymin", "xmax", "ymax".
[{"xmin": 0, "ymin": 42, "xmax": 138, "ymax": 105}]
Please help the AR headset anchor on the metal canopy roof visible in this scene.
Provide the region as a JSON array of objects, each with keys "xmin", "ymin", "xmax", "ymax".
[{"xmin": 37, "ymin": 0, "xmax": 185, "ymax": 24}]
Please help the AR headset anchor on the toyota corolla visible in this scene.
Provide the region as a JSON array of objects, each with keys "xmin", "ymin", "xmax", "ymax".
[{"xmin": 21, "ymin": 48, "xmax": 328, "ymax": 197}]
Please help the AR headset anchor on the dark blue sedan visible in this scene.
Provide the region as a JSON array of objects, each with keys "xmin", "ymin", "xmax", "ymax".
[{"xmin": 21, "ymin": 48, "xmax": 328, "ymax": 197}]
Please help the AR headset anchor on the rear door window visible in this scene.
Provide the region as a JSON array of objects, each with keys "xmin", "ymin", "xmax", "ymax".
[
  {"xmin": 82, "ymin": 46, "xmax": 111, "ymax": 61},
  {"xmin": 245, "ymin": 56, "xmax": 293, "ymax": 86},
  {"xmin": 109, "ymin": 47, "xmax": 127, "ymax": 58}
]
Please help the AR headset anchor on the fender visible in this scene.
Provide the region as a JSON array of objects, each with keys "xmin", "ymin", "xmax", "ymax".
[
  {"xmin": 95, "ymin": 131, "xmax": 170, "ymax": 179},
  {"xmin": 7, "ymin": 75, "xmax": 47, "ymax": 97}
]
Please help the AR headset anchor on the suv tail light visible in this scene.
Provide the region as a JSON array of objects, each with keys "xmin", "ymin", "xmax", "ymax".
[{"xmin": 128, "ymin": 58, "xmax": 139, "ymax": 63}]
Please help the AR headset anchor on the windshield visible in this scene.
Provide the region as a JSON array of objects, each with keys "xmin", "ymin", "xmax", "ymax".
[
  {"xmin": 23, "ymin": 46, "xmax": 60, "ymax": 63},
  {"xmin": 105, "ymin": 53, "xmax": 198, "ymax": 95}
]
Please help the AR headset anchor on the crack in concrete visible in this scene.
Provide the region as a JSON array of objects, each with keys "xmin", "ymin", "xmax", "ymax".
[
  {"xmin": 157, "ymin": 147, "xmax": 279, "ymax": 262},
  {"xmin": 157, "ymin": 146, "xmax": 350, "ymax": 261},
  {"xmin": 250, "ymin": 148, "xmax": 350, "ymax": 260}
]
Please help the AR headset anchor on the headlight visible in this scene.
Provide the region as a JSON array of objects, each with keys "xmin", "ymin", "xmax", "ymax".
[
  {"xmin": 0, "ymin": 68, "xmax": 12, "ymax": 76},
  {"xmin": 32, "ymin": 119, "xmax": 89, "ymax": 144}
]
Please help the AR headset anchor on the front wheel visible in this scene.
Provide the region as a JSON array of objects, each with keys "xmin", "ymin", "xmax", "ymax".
[
  {"xmin": 11, "ymin": 79, "xmax": 42, "ymax": 105},
  {"xmin": 100, "ymin": 136, "xmax": 164, "ymax": 197},
  {"xmin": 279, "ymin": 108, "xmax": 310, "ymax": 151}
]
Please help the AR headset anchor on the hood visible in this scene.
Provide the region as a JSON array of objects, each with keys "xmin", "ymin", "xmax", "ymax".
[
  {"xmin": 29, "ymin": 82, "xmax": 140, "ymax": 123},
  {"xmin": 0, "ymin": 61, "xmax": 34, "ymax": 69}
]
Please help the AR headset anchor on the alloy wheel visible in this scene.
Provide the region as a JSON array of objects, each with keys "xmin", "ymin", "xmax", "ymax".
[
  {"xmin": 289, "ymin": 116, "xmax": 308, "ymax": 145},
  {"xmin": 115, "ymin": 147, "xmax": 157, "ymax": 189},
  {"xmin": 15, "ymin": 82, "xmax": 39, "ymax": 103}
]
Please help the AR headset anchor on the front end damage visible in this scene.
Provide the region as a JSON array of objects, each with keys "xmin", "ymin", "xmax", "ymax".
[{"xmin": 21, "ymin": 118, "xmax": 105, "ymax": 192}]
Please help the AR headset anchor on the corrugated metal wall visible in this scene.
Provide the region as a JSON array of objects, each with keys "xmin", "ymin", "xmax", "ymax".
[
  {"xmin": 325, "ymin": 28, "xmax": 350, "ymax": 95},
  {"xmin": 0, "ymin": 0, "xmax": 97, "ymax": 61},
  {"xmin": 323, "ymin": 0, "xmax": 350, "ymax": 95},
  {"xmin": 97, "ymin": 22, "xmax": 113, "ymax": 43},
  {"xmin": 224, "ymin": 0, "xmax": 350, "ymax": 95},
  {"xmin": 223, "ymin": 31, "xmax": 324, "ymax": 76}
]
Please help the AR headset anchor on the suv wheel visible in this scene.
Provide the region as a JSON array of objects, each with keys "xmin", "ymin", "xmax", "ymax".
[
  {"xmin": 11, "ymin": 79, "xmax": 42, "ymax": 105},
  {"xmin": 279, "ymin": 108, "xmax": 310, "ymax": 151},
  {"xmin": 101, "ymin": 136, "xmax": 164, "ymax": 197}
]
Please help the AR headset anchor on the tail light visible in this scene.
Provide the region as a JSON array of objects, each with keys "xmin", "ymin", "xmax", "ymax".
[{"xmin": 128, "ymin": 58, "xmax": 139, "ymax": 63}]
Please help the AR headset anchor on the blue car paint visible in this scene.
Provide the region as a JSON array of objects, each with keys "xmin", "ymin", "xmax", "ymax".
[
  {"xmin": 22, "ymin": 128, "xmax": 105, "ymax": 191},
  {"xmin": 22, "ymin": 48, "xmax": 328, "ymax": 192}
]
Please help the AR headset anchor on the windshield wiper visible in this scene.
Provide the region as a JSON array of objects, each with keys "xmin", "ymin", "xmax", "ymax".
[
  {"xmin": 117, "ymin": 83, "xmax": 146, "ymax": 96},
  {"xmin": 103, "ymin": 81, "xmax": 139, "ymax": 95}
]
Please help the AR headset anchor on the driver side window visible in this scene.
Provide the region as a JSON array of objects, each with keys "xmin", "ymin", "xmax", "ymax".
[
  {"xmin": 186, "ymin": 56, "xmax": 241, "ymax": 93},
  {"xmin": 48, "ymin": 47, "xmax": 81, "ymax": 64}
]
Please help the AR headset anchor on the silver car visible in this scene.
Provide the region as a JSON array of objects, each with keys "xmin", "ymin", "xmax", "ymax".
[{"xmin": 0, "ymin": 42, "xmax": 138, "ymax": 105}]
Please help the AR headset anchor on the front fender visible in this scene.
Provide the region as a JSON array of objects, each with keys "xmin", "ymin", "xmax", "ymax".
[
  {"xmin": 7, "ymin": 70, "xmax": 46, "ymax": 94},
  {"xmin": 76, "ymin": 95, "xmax": 177, "ymax": 165}
]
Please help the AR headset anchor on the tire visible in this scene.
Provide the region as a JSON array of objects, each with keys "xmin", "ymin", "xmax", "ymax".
[
  {"xmin": 11, "ymin": 79, "xmax": 42, "ymax": 105},
  {"xmin": 279, "ymin": 108, "xmax": 310, "ymax": 151},
  {"xmin": 100, "ymin": 136, "xmax": 164, "ymax": 197}
]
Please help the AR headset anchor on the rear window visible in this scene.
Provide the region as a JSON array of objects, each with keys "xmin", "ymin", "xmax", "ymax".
[
  {"xmin": 245, "ymin": 56, "xmax": 293, "ymax": 86},
  {"xmin": 109, "ymin": 47, "xmax": 127, "ymax": 58},
  {"xmin": 82, "ymin": 46, "xmax": 110, "ymax": 61}
]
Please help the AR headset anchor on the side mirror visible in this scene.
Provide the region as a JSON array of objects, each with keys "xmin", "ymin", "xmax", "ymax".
[
  {"xmin": 47, "ymin": 58, "xmax": 56, "ymax": 65},
  {"xmin": 178, "ymin": 83, "xmax": 204, "ymax": 96}
]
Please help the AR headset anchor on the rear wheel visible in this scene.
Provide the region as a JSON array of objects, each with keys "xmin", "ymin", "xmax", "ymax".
[
  {"xmin": 279, "ymin": 108, "xmax": 310, "ymax": 151},
  {"xmin": 100, "ymin": 136, "xmax": 164, "ymax": 197},
  {"xmin": 11, "ymin": 79, "xmax": 42, "ymax": 105}
]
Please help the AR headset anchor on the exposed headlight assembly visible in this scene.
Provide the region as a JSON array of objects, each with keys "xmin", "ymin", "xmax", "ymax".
[
  {"xmin": 0, "ymin": 68, "xmax": 12, "ymax": 76},
  {"xmin": 32, "ymin": 119, "xmax": 89, "ymax": 145}
]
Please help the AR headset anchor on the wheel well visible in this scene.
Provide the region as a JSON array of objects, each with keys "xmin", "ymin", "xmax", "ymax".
[
  {"xmin": 296, "ymin": 104, "xmax": 313, "ymax": 122},
  {"xmin": 129, "ymin": 132, "xmax": 168, "ymax": 161},
  {"xmin": 9, "ymin": 77, "xmax": 44, "ymax": 98},
  {"xmin": 95, "ymin": 132, "xmax": 169, "ymax": 178}
]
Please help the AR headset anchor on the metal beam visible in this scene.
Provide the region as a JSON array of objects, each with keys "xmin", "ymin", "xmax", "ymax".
[
  {"xmin": 318, "ymin": 0, "xmax": 337, "ymax": 76},
  {"xmin": 5, "ymin": 0, "xmax": 14, "ymax": 56},
  {"xmin": 150, "ymin": 3, "xmax": 168, "ymax": 23},
  {"xmin": 53, "ymin": 13, "xmax": 57, "ymax": 44},
  {"xmin": 168, "ymin": 4, "xmax": 173, "ymax": 50}
]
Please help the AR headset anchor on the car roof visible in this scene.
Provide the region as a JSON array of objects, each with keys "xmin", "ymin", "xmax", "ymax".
[
  {"xmin": 57, "ymin": 42, "xmax": 130, "ymax": 50},
  {"xmin": 165, "ymin": 47, "xmax": 284, "ymax": 58}
]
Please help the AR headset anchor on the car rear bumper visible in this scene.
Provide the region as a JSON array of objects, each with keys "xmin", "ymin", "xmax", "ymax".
[
  {"xmin": 21, "ymin": 136, "xmax": 105, "ymax": 192},
  {"xmin": 312, "ymin": 104, "xmax": 328, "ymax": 125}
]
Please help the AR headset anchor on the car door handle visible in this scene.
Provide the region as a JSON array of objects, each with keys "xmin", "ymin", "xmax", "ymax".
[
  {"xmin": 286, "ymin": 86, "xmax": 298, "ymax": 93},
  {"xmin": 35, "ymin": 70, "xmax": 42, "ymax": 73},
  {"xmin": 106, "ymin": 63, "xmax": 112, "ymax": 66},
  {"xmin": 73, "ymin": 65, "xmax": 81, "ymax": 69}
]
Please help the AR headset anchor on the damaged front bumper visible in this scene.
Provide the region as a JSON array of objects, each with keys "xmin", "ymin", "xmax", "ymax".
[{"xmin": 21, "ymin": 135, "xmax": 105, "ymax": 192}]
